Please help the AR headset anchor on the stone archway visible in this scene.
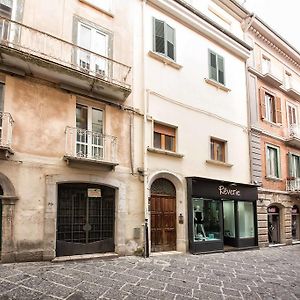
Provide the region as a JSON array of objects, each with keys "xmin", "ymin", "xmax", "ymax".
[
  {"xmin": 0, "ymin": 172, "xmax": 18, "ymax": 263},
  {"xmin": 148, "ymin": 171, "xmax": 187, "ymax": 253}
]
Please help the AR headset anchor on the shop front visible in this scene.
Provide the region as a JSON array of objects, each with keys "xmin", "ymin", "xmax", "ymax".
[{"xmin": 186, "ymin": 177, "xmax": 258, "ymax": 253}]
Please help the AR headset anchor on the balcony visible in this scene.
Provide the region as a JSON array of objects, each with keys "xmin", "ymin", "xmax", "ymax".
[
  {"xmin": 0, "ymin": 17, "xmax": 131, "ymax": 101},
  {"xmin": 286, "ymin": 178, "xmax": 300, "ymax": 194},
  {"xmin": 0, "ymin": 112, "xmax": 13, "ymax": 158},
  {"xmin": 285, "ymin": 124, "xmax": 300, "ymax": 148},
  {"xmin": 64, "ymin": 126, "xmax": 118, "ymax": 169},
  {"xmin": 248, "ymin": 66, "xmax": 282, "ymax": 88},
  {"xmin": 280, "ymin": 86, "xmax": 300, "ymax": 102}
]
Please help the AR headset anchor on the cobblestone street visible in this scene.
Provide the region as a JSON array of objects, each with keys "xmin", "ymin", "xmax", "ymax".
[{"xmin": 0, "ymin": 245, "xmax": 299, "ymax": 300}]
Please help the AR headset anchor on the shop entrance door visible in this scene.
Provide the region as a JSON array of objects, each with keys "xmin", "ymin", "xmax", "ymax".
[
  {"xmin": 150, "ymin": 195, "xmax": 176, "ymax": 252},
  {"xmin": 223, "ymin": 200, "xmax": 237, "ymax": 248},
  {"xmin": 56, "ymin": 183, "xmax": 115, "ymax": 256},
  {"xmin": 292, "ymin": 205, "xmax": 299, "ymax": 241},
  {"xmin": 268, "ymin": 206, "xmax": 280, "ymax": 244}
]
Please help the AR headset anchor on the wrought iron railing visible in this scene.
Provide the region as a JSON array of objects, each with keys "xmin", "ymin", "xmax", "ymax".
[
  {"xmin": 65, "ymin": 126, "xmax": 117, "ymax": 163},
  {"xmin": 287, "ymin": 178, "xmax": 300, "ymax": 192},
  {"xmin": 0, "ymin": 17, "xmax": 131, "ymax": 89},
  {"xmin": 0, "ymin": 112, "xmax": 13, "ymax": 149},
  {"xmin": 287, "ymin": 124, "xmax": 300, "ymax": 139}
]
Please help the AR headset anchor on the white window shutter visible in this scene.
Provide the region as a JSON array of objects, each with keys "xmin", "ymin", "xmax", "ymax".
[
  {"xmin": 217, "ymin": 55, "xmax": 225, "ymax": 84},
  {"xmin": 209, "ymin": 51, "xmax": 217, "ymax": 81},
  {"xmin": 166, "ymin": 24, "xmax": 175, "ymax": 60}
]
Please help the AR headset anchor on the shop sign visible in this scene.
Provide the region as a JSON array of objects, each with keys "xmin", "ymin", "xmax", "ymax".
[
  {"xmin": 218, "ymin": 185, "xmax": 241, "ymax": 197},
  {"xmin": 268, "ymin": 206, "xmax": 279, "ymax": 214},
  {"xmin": 88, "ymin": 188, "xmax": 101, "ymax": 198}
]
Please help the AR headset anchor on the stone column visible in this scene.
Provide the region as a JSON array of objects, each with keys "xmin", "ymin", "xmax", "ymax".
[{"xmin": 1, "ymin": 196, "xmax": 18, "ymax": 263}]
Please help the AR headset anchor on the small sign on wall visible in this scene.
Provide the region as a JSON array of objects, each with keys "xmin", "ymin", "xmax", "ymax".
[{"xmin": 88, "ymin": 188, "xmax": 102, "ymax": 198}]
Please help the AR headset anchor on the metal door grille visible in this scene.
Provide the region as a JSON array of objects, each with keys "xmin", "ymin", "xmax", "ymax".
[{"xmin": 57, "ymin": 183, "xmax": 115, "ymax": 256}]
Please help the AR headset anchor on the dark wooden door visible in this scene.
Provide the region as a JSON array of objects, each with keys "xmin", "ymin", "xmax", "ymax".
[
  {"xmin": 150, "ymin": 195, "xmax": 176, "ymax": 252},
  {"xmin": 56, "ymin": 184, "xmax": 115, "ymax": 256}
]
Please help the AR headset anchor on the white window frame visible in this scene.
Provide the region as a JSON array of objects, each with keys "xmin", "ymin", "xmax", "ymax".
[
  {"xmin": 76, "ymin": 102, "xmax": 105, "ymax": 160},
  {"xmin": 286, "ymin": 102, "xmax": 298, "ymax": 128},
  {"xmin": 77, "ymin": 21, "xmax": 109, "ymax": 76},
  {"xmin": 291, "ymin": 154, "xmax": 300, "ymax": 178},
  {"xmin": 262, "ymin": 55, "xmax": 271, "ymax": 74},
  {"xmin": 266, "ymin": 144, "xmax": 281, "ymax": 179},
  {"xmin": 264, "ymin": 92, "xmax": 276, "ymax": 123}
]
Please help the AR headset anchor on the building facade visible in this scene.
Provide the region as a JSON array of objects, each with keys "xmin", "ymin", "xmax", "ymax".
[
  {"xmin": 0, "ymin": 0, "xmax": 146, "ymax": 262},
  {"xmin": 136, "ymin": 0, "xmax": 258, "ymax": 255}
]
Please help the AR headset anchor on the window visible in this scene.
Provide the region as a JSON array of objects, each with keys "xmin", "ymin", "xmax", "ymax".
[
  {"xmin": 210, "ymin": 138, "xmax": 225, "ymax": 162},
  {"xmin": 266, "ymin": 145, "xmax": 280, "ymax": 178},
  {"xmin": 80, "ymin": 0, "xmax": 111, "ymax": 12},
  {"xmin": 0, "ymin": 0, "xmax": 13, "ymax": 18},
  {"xmin": 208, "ymin": 50, "xmax": 225, "ymax": 85},
  {"xmin": 77, "ymin": 21, "xmax": 109, "ymax": 76},
  {"xmin": 238, "ymin": 201, "xmax": 254, "ymax": 238},
  {"xmin": 262, "ymin": 56, "xmax": 271, "ymax": 74},
  {"xmin": 153, "ymin": 18, "xmax": 175, "ymax": 60},
  {"xmin": 76, "ymin": 104, "xmax": 104, "ymax": 159},
  {"xmin": 287, "ymin": 103, "xmax": 297, "ymax": 127},
  {"xmin": 290, "ymin": 154, "xmax": 300, "ymax": 178},
  {"xmin": 153, "ymin": 122, "xmax": 176, "ymax": 152},
  {"xmin": 285, "ymin": 71, "xmax": 292, "ymax": 90},
  {"xmin": 259, "ymin": 88, "xmax": 282, "ymax": 124}
]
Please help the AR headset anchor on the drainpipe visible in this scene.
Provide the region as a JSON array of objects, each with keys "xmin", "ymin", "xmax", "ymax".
[{"xmin": 141, "ymin": 0, "xmax": 150, "ymax": 257}]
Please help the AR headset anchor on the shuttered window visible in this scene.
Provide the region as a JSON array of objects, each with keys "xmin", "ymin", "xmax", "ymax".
[
  {"xmin": 259, "ymin": 88, "xmax": 282, "ymax": 124},
  {"xmin": 209, "ymin": 50, "xmax": 225, "ymax": 85},
  {"xmin": 153, "ymin": 18, "xmax": 175, "ymax": 60},
  {"xmin": 154, "ymin": 122, "xmax": 176, "ymax": 152},
  {"xmin": 210, "ymin": 138, "xmax": 226, "ymax": 162},
  {"xmin": 288, "ymin": 153, "xmax": 300, "ymax": 178}
]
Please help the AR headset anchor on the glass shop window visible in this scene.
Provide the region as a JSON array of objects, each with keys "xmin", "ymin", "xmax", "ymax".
[
  {"xmin": 193, "ymin": 198, "xmax": 221, "ymax": 242},
  {"xmin": 238, "ymin": 201, "xmax": 255, "ymax": 238}
]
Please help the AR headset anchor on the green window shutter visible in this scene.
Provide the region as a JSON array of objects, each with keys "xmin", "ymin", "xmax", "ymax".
[
  {"xmin": 209, "ymin": 51, "xmax": 217, "ymax": 81},
  {"xmin": 154, "ymin": 18, "xmax": 165, "ymax": 55},
  {"xmin": 217, "ymin": 55, "xmax": 225, "ymax": 84},
  {"xmin": 288, "ymin": 152, "xmax": 293, "ymax": 178},
  {"xmin": 166, "ymin": 24, "xmax": 175, "ymax": 60}
]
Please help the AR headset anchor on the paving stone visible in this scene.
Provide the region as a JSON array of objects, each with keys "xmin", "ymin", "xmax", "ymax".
[
  {"xmin": 110, "ymin": 273, "xmax": 140, "ymax": 284},
  {"xmin": 1, "ymin": 286, "xmax": 44, "ymax": 300},
  {"xmin": 41, "ymin": 271, "xmax": 82, "ymax": 288},
  {"xmin": 121, "ymin": 283, "xmax": 150, "ymax": 296},
  {"xmin": 193, "ymin": 289, "xmax": 223, "ymax": 300},
  {"xmin": 165, "ymin": 283, "xmax": 193, "ymax": 297},
  {"xmin": 200, "ymin": 284, "xmax": 222, "ymax": 295},
  {"xmin": 102, "ymin": 288, "xmax": 130, "ymax": 300},
  {"xmin": 75, "ymin": 281, "xmax": 109, "ymax": 299},
  {"xmin": 137, "ymin": 279, "xmax": 166, "ymax": 290},
  {"xmin": 0, "ymin": 281, "xmax": 17, "ymax": 294},
  {"xmin": 147, "ymin": 289, "xmax": 175, "ymax": 300},
  {"xmin": 4, "ymin": 273, "xmax": 33, "ymax": 284},
  {"xmin": 221, "ymin": 288, "xmax": 241, "ymax": 297}
]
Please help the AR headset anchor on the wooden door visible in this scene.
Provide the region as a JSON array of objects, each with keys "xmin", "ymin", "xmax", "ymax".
[{"xmin": 150, "ymin": 195, "xmax": 176, "ymax": 252}]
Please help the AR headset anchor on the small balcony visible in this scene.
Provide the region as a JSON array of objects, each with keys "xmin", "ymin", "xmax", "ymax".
[
  {"xmin": 0, "ymin": 17, "xmax": 131, "ymax": 101},
  {"xmin": 247, "ymin": 66, "xmax": 282, "ymax": 88},
  {"xmin": 64, "ymin": 126, "xmax": 118, "ymax": 169},
  {"xmin": 286, "ymin": 178, "xmax": 300, "ymax": 194},
  {"xmin": 0, "ymin": 112, "xmax": 13, "ymax": 159},
  {"xmin": 285, "ymin": 124, "xmax": 300, "ymax": 148}
]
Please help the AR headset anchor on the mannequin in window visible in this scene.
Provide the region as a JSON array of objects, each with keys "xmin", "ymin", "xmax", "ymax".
[{"xmin": 194, "ymin": 206, "xmax": 206, "ymax": 240}]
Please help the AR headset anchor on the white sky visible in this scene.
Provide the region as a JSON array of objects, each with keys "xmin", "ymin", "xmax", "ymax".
[{"xmin": 237, "ymin": 0, "xmax": 300, "ymax": 51}]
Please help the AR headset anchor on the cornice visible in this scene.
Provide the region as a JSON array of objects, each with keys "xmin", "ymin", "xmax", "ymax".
[{"xmin": 147, "ymin": 0, "xmax": 251, "ymax": 60}]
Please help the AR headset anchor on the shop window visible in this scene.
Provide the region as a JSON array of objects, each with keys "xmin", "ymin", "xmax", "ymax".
[
  {"xmin": 238, "ymin": 201, "xmax": 254, "ymax": 238},
  {"xmin": 208, "ymin": 50, "xmax": 225, "ymax": 85},
  {"xmin": 266, "ymin": 145, "xmax": 280, "ymax": 179},
  {"xmin": 210, "ymin": 138, "xmax": 226, "ymax": 162},
  {"xmin": 292, "ymin": 205, "xmax": 299, "ymax": 241},
  {"xmin": 153, "ymin": 122, "xmax": 176, "ymax": 152},
  {"xmin": 153, "ymin": 18, "xmax": 175, "ymax": 60},
  {"xmin": 223, "ymin": 201, "xmax": 235, "ymax": 238},
  {"xmin": 259, "ymin": 88, "xmax": 282, "ymax": 124},
  {"xmin": 193, "ymin": 198, "xmax": 221, "ymax": 242}
]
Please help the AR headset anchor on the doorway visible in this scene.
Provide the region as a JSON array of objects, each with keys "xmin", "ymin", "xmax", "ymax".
[
  {"xmin": 223, "ymin": 200, "xmax": 237, "ymax": 249},
  {"xmin": 268, "ymin": 206, "xmax": 280, "ymax": 244},
  {"xmin": 150, "ymin": 179, "xmax": 176, "ymax": 252},
  {"xmin": 292, "ymin": 205, "xmax": 299, "ymax": 241},
  {"xmin": 56, "ymin": 183, "xmax": 115, "ymax": 256}
]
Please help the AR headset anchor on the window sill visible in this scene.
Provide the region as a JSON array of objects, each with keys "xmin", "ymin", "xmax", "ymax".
[
  {"xmin": 265, "ymin": 176, "xmax": 282, "ymax": 182},
  {"xmin": 147, "ymin": 147, "xmax": 184, "ymax": 158},
  {"xmin": 206, "ymin": 160, "xmax": 233, "ymax": 167},
  {"xmin": 148, "ymin": 51, "xmax": 182, "ymax": 70},
  {"xmin": 261, "ymin": 118, "xmax": 282, "ymax": 128},
  {"xmin": 204, "ymin": 78, "xmax": 231, "ymax": 92},
  {"xmin": 79, "ymin": 0, "xmax": 114, "ymax": 18}
]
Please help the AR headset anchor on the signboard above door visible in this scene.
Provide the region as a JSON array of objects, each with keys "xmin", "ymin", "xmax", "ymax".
[{"xmin": 88, "ymin": 188, "xmax": 102, "ymax": 198}]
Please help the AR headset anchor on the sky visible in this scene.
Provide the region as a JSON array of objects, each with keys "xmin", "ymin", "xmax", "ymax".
[{"xmin": 237, "ymin": 0, "xmax": 300, "ymax": 51}]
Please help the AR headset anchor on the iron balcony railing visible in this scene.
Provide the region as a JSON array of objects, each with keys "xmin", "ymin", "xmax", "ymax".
[
  {"xmin": 0, "ymin": 17, "xmax": 131, "ymax": 89},
  {"xmin": 287, "ymin": 124, "xmax": 300, "ymax": 139},
  {"xmin": 287, "ymin": 178, "xmax": 300, "ymax": 193},
  {"xmin": 0, "ymin": 112, "xmax": 13, "ymax": 149},
  {"xmin": 65, "ymin": 126, "xmax": 117, "ymax": 164}
]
